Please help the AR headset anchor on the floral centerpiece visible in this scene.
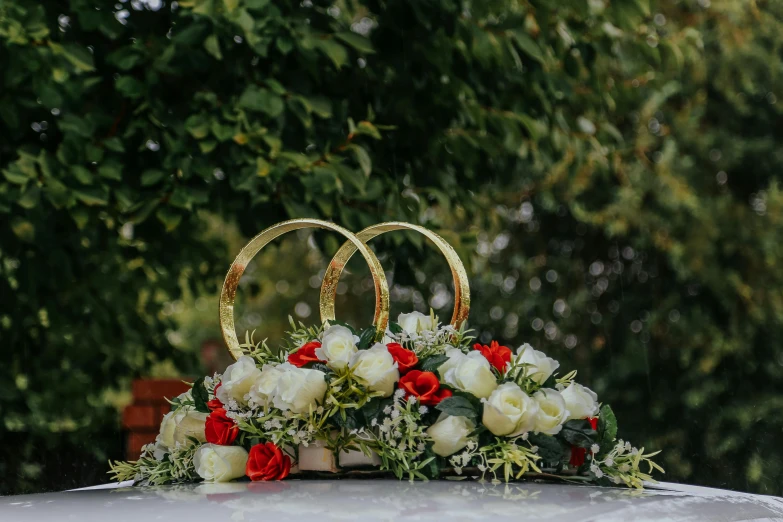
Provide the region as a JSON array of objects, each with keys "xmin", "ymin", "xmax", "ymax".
[
  {"xmin": 110, "ymin": 311, "xmax": 662, "ymax": 488},
  {"xmin": 109, "ymin": 219, "xmax": 662, "ymax": 489}
]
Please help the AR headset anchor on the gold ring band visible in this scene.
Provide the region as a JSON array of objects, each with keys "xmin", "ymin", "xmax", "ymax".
[
  {"xmin": 319, "ymin": 222, "xmax": 470, "ymax": 329},
  {"xmin": 219, "ymin": 219, "xmax": 390, "ymax": 360}
]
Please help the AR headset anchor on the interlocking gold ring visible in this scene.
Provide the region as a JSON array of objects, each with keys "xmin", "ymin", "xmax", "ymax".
[
  {"xmin": 319, "ymin": 222, "xmax": 470, "ymax": 329},
  {"xmin": 219, "ymin": 219, "xmax": 390, "ymax": 360}
]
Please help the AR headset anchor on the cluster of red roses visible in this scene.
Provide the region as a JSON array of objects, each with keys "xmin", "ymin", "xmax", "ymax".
[{"xmin": 205, "ymin": 383, "xmax": 291, "ymax": 481}]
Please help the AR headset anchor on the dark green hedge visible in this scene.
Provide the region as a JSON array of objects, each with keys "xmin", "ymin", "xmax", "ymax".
[{"xmin": 2, "ymin": 0, "xmax": 782, "ymax": 495}]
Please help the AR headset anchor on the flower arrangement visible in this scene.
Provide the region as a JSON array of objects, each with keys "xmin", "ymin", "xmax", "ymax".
[
  {"xmin": 110, "ymin": 312, "xmax": 663, "ymax": 489},
  {"xmin": 109, "ymin": 219, "xmax": 663, "ymax": 489}
]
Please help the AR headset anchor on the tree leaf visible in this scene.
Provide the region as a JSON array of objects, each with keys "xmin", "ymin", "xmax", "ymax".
[
  {"xmin": 335, "ymin": 32, "xmax": 375, "ymax": 54},
  {"xmin": 204, "ymin": 34, "xmax": 223, "ymax": 60},
  {"xmin": 238, "ymin": 86, "xmax": 284, "ymax": 117}
]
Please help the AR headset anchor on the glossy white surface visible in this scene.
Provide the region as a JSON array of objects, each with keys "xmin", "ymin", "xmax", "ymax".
[{"xmin": 2, "ymin": 480, "xmax": 782, "ymax": 521}]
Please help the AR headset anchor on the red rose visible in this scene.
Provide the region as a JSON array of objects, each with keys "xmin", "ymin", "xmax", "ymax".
[
  {"xmin": 246, "ymin": 442, "xmax": 292, "ymax": 481},
  {"xmin": 207, "ymin": 383, "xmax": 223, "ymax": 411},
  {"xmin": 569, "ymin": 417, "xmax": 599, "ymax": 467},
  {"xmin": 473, "ymin": 341, "xmax": 512, "ymax": 373},
  {"xmin": 205, "ymin": 408, "xmax": 239, "ymax": 445},
  {"xmin": 398, "ymin": 370, "xmax": 452, "ymax": 406},
  {"xmin": 386, "ymin": 343, "xmax": 419, "ymax": 374},
  {"xmin": 288, "ymin": 341, "xmax": 324, "ymax": 367}
]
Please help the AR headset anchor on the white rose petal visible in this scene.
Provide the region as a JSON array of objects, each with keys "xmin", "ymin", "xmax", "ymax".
[
  {"xmin": 442, "ymin": 350, "xmax": 498, "ymax": 399},
  {"xmin": 351, "ymin": 344, "xmax": 400, "ymax": 398},
  {"xmin": 532, "ymin": 389, "xmax": 569, "ymax": 435},
  {"xmin": 516, "ymin": 344, "xmax": 560, "ymax": 385},
  {"xmin": 482, "ymin": 382, "xmax": 539, "ymax": 436},
  {"xmin": 317, "ymin": 325, "xmax": 359, "ymax": 370},
  {"xmin": 397, "ymin": 311, "xmax": 436, "ymax": 335},
  {"xmin": 194, "ymin": 444, "xmax": 249, "ymax": 483},
  {"xmin": 560, "ymin": 382, "xmax": 599, "ymax": 420},
  {"xmin": 217, "ymin": 355, "xmax": 263, "ymax": 406},
  {"xmin": 248, "ymin": 364, "xmax": 285, "ymax": 407},
  {"xmin": 154, "ymin": 409, "xmax": 207, "ymax": 458},
  {"xmin": 172, "ymin": 410, "xmax": 208, "ymax": 445},
  {"xmin": 427, "ymin": 414, "xmax": 475, "ymax": 457},
  {"xmin": 273, "ymin": 363, "xmax": 328, "ymax": 414}
]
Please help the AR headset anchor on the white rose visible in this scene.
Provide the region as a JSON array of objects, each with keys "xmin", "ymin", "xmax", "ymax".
[
  {"xmin": 427, "ymin": 414, "xmax": 475, "ymax": 457},
  {"xmin": 316, "ymin": 325, "xmax": 359, "ymax": 370},
  {"xmin": 193, "ymin": 444, "xmax": 248, "ymax": 483},
  {"xmin": 217, "ymin": 355, "xmax": 262, "ymax": 406},
  {"xmin": 560, "ymin": 382, "xmax": 599, "ymax": 421},
  {"xmin": 351, "ymin": 344, "xmax": 400, "ymax": 397},
  {"xmin": 153, "ymin": 409, "xmax": 207, "ymax": 459},
  {"xmin": 532, "ymin": 389, "xmax": 569, "ymax": 435},
  {"xmin": 273, "ymin": 363, "xmax": 328, "ymax": 413},
  {"xmin": 515, "ymin": 344, "xmax": 560, "ymax": 385},
  {"xmin": 247, "ymin": 364, "xmax": 285, "ymax": 408},
  {"xmin": 397, "ymin": 311, "xmax": 436, "ymax": 335},
  {"xmin": 442, "ymin": 351, "xmax": 498, "ymax": 399},
  {"xmin": 436, "ymin": 346, "xmax": 461, "ymax": 378},
  {"xmin": 482, "ymin": 382, "xmax": 539, "ymax": 436}
]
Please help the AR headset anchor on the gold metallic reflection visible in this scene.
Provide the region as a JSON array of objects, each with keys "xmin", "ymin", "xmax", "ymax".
[
  {"xmin": 320, "ymin": 222, "xmax": 470, "ymax": 329},
  {"xmin": 219, "ymin": 219, "xmax": 389, "ymax": 361}
]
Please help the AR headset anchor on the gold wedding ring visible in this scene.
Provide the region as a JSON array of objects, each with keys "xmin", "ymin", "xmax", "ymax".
[
  {"xmin": 319, "ymin": 222, "xmax": 470, "ymax": 329},
  {"xmin": 219, "ymin": 219, "xmax": 390, "ymax": 360}
]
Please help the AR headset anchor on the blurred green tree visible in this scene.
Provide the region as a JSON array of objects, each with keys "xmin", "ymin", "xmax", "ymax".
[{"xmin": 1, "ymin": 0, "xmax": 782, "ymax": 495}]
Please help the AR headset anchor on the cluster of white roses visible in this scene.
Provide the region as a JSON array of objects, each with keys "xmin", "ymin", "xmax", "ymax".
[
  {"xmin": 432, "ymin": 343, "xmax": 599, "ymax": 444},
  {"xmin": 218, "ymin": 314, "xmax": 432, "ymax": 418},
  {"xmin": 217, "ymin": 355, "xmax": 328, "ymax": 415}
]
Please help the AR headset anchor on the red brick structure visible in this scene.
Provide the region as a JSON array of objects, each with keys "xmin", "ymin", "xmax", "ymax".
[{"xmin": 122, "ymin": 379, "xmax": 191, "ymax": 460}]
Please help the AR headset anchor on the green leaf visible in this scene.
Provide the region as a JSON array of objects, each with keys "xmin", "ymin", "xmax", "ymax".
[
  {"xmin": 17, "ymin": 185, "xmax": 41, "ymax": 209},
  {"xmin": 106, "ymin": 48, "xmax": 143, "ymax": 71},
  {"xmin": 70, "ymin": 166, "xmax": 93, "ymax": 185},
  {"xmin": 315, "ymin": 39, "xmax": 348, "ymax": 69},
  {"xmin": 10, "ymin": 217, "xmax": 35, "ymax": 242},
  {"xmin": 560, "ymin": 419, "xmax": 597, "ymax": 448},
  {"xmin": 156, "ymin": 207, "xmax": 182, "ymax": 231},
  {"xmin": 597, "ymin": 404, "xmax": 618, "ymax": 450},
  {"xmin": 388, "ymin": 321, "xmax": 403, "ymax": 335},
  {"xmin": 141, "ymin": 169, "xmax": 166, "ymax": 186},
  {"xmin": 529, "ymin": 433, "xmax": 568, "ymax": 463},
  {"xmin": 59, "ymin": 43, "xmax": 96, "ymax": 72},
  {"xmin": 103, "ymin": 137, "xmax": 125, "ymax": 153},
  {"xmin": 204, "ymin": 34, "xmax": 223, "ymax": 60},
  {"xmin": 98, "ymin": 162, "xmax": 123, "ymax": 181},
  {"xmin": 419, "ymin": 354, "xmax": 449, "ymax": 373},
  {"xmin": 238, "ymin": 86, "xmax": 284, "ymax": 117},
  {"xmin": 349, "ymin": 144, "xmax": 372, "ymax": 176},
  {"xmin": 357, "ymin": 327, "xmax": 376, "ymax": 350},
  {"xmin": 116, "ymin": 76, "xmax": 144, "ymax": 99},
  {"xmin": 70, "ymin": 207, "xmax": 89, "ymax": 229},
  {"xmin": 335, "ymin": 32, "xmax": 375, "ymax": 54},
  {"xmin": 73, "ymin": 187, "xmax": 109, "ymax": 206},
  {"xmin": 185, "ymin": 114, "xmax": 210, "ymax": 140},
  {"xmin": 509, "ymin": 30, "xmax": 544, "ymax": 64},
  {"xmin": 435, "ymin": 396, "xmax": 478, "ymax": 421},
  {"xmin": 191, "ymin": 377, "xmax": 210, "ymax": 413}
]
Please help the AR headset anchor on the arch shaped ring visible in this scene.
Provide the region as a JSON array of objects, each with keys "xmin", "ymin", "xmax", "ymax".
[
  {"xmin": 219, "ymin": 219, "xmax": 390, "ymax": 360},
  {"xmin": 319, "ymin": 222, "xmax": 470, "ymax": 330}
]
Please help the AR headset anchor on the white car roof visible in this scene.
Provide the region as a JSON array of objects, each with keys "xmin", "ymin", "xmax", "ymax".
[{"xmin": 2, "ymin": 479, "xmax": 782, "ymax": 521}]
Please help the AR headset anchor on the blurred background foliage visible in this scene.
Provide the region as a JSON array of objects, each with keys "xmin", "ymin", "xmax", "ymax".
[{"xmin": 2, "ymin": 0, "xmax": 782, "ymax": 496}]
